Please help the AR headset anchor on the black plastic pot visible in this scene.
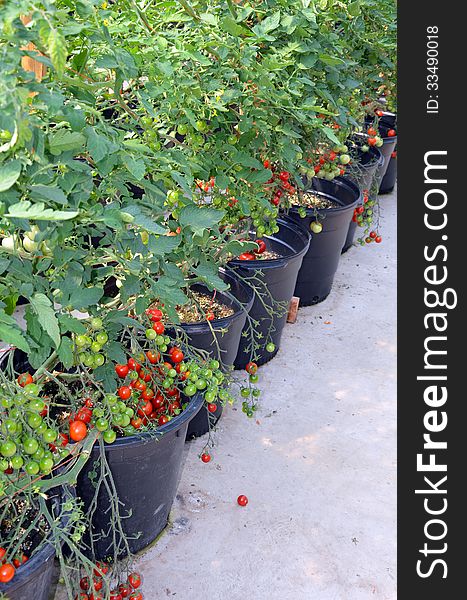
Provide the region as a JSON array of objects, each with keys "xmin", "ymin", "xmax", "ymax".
[
  {"xmin": 288, "ymin": 177, "xmax": 361, "ymax": 305},
  {"xmin": 378, "ymin": 133, "xmax": 397, "ymax": 185},
  {"xmin": 0, "ymin": 488, "xmax": 69, "ymax": 600},
  {"xmin": 171, "ymin": 269, "xmax": 254, "ymax": 438},
  {"xmin": 229, "ymin": 217, "xmax": 310, "ymax": 369},
  {"xmin": 76, "ymin": 392, "xmax": 203, "ymax": 560},
  {"xmin": 379, "ymin": 148, "xmax": 397, "ymax": 193},
  {"xmin": 343, "ymin": 146, "xmax": 383, "ymax": 253},
  {"xmin": 171, "ymin": 269, "xmax": 254, "ymax": 368},
  {"xmin": 0, "ymin": 537, "xmax": 55, "ymax": 600}
]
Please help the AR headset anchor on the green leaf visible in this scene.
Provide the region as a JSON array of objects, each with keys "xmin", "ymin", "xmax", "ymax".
[
  {"xmin": 179, "ymin": 205, "xmax": 224, "ymax": 235},
  {"xmin": 106, "ymin": 340, "xmax": 127, "ymax": 364},
  {"xmin": 0, "ymin": 311, "xmax": 30, "ymax": 352},
  {"xmin": 58, "ymin": 314, "xmax": 86, "ymax": 334},
  {"xmin": 57, "ymin": 337, "xmax": 74, "ymax": 369},
  {"xmin": 194, "ymin": 262, "xmax": 229, "ymax": 291},
  {"xmin": 5, "ymin": 201, "xmax": 79, "ymax": 221},
  {"xmin": 148, "ymin": 235, "xmax": 181, "ymax": 256},
  {"xmin": 30, "ymin": 185, "xmax": 68, "ymax": 205},
  {"xmin": 86, "ymin": 127, "xmax": 117, "ymax": 163},
  {"xmin": 253, "ymin": 12, "xmax": 281, "ymax": 37},
  {"xmin": 48, "ymin": 130, "xmax": 86, "ymax": 155},
  {"xmin": 68, "ymin": 286, "xmax": 103, "ymax": 310},
  {"xmin": 200, "ymin": 12, "xmax": 218, "ymax": 26},
  {"xmin": 0, "ymin": 160, "xmax": 22, "ymax": 192},
  {"xmin": 322, "ymin": 126, "xmax": 341, "ymax": 145},
  {"xmin": 348, "ymin": 1, "xmax": 361, "ymax": 17},
  {"xmin": 234, "ymin": 151, "xmax": 263, "ymax": 169},
  {"xmin": 125, "ymin": 156, "xmax": 146, "ymax": 180},
  {"xmin": 29, "ymin": 293, "xmax": 61, "ymax": 348},
  {"xmin": 93, "ymin": 361, "xmax": 118, "ymax": 393},
  {"xmin": 319, "ymin": 54, "xmax": 345, "ymax": 67},
  {"xmin": 220, "ymin": 17, "xmax": 250, "ymax": 37},
  {"xmin": 124, "ymin": 207, "xmax": 166, "ymax": 234},
  {"xmin": 48, "ymin": 30, "xmax": 67, "ymax": 77}
]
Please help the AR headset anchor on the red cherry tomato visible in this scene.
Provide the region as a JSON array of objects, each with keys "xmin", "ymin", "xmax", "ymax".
[
  {"xmin": 207, "ymin": 403, "xmax": 217, "ymax": 413},
  {"xmin": 158, "ymin": 415, "xmax": 169, "ymax": 426},
  {"xmin": 153, "ymin": 321, "xmax": 165, "ymax": 335},
  {"xmin": 146, "ymin": 350, "xmax": 160, "ymax": 364},
  {"xmin": 367, "ymin": 127, "xmax": 377, "ymax": 136},
  {"xmin": 238, "ymin": 252, "xmax": 255, "ymax": 261},
  {"xmin": 70, "ymin": 421, "xmax": 88, "ymax": 442},
  {"xmin": 171, "ymin": 349, "xmax": 184, "ymax": 364},
  {"xmin": 255, "ymin": 240, "xmax": 266, "ymax": 254},
  {"xmin": 17, "ymin": 372, "xmax": 33, "ymax": 387},
  {"xmin": 127, "ymin": 358, "xmax": 141, "ymax": 372},
  {"xmin": 118, "ymin": 386, "xmax": 131, "ymax": 400},
  {"xmin": 237, "ymin": 495, "xmax": 248, "ymax": 507},
  {"xmin": 119, "ymin": 584, "xmax": 131, "ymax": 598},
  {"xmin": 115, "ymin": 364, "xmax": 129, "ymax": 378},
  {"xmin": 387, "ymin": 129, "xmax": 396, "ymax": 137},
  {"xmin": 201, "ymin": 453, "xmax": 211, "ymax": 463},
  {"xmin": 245, "ymin": 361, "xmax": 258, "ymax": 375},
  {"xmin": 368, "ymin": 137, "xmax": 377, "ymax": 146},
  {"xmin": 128, "ymin": 572, "xmax": 142, "ymax": 589}
]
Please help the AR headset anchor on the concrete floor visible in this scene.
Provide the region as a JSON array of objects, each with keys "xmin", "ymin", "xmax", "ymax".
[{"xmin": 135, "ymin": 188, "xmax": 397, "ymax": 600}]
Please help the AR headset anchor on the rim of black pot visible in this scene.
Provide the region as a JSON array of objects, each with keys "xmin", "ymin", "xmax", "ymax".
[
  {"xmin": 173, "ymin": 267, "xmax": 255, "ymax": 332},
  {"xmin": 288, "ymin": 176, "xmax": 361, "ymax": 215},
  {"xmin": 91, "ymin": 391, "xmax": 205, "ymax": 450},
  {"xmin": 228, "ymin": 217, "xmax": 311, "ymax": 269}
]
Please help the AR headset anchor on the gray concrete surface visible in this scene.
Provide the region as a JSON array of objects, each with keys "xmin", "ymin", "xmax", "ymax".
[{"xmin": 135, "ymin": 188, "xmax": 397, "ymax": 600}]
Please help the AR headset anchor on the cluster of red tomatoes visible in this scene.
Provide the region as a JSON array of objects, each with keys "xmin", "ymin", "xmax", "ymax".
[
  {"xmin": 78, "ymin": 564, "xmax": 143, "ymax": 600},
  {"xmin": 352, "ymin": 190, "xmax": 382, "ymax": 245},
  {"xmin": 195, "ymin": 177, "xmax": 216, "ymax": 194},
  {"xmin": 238, "ymin": 238, "xmax": 266, "ymax": 261},
  {"xmin": 0, "ymin": 547, "xmax": 28, "ymax": 583},
  {"xmin": 263, "ymin": 162, "xmax": 296, "ymax": 206}
]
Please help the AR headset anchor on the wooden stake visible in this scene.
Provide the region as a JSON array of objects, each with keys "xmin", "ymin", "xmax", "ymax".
[
  {"xmin": 287, "ymin": 297, "xmax": 300, "ymax": 323},
  {"xmin": 20, "ymin": 15, "xmax": 46, "ymax": 82}
]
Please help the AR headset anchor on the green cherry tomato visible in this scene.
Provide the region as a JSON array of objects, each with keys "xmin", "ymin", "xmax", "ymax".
[
  {"xmin": 25, "ymin": 461, "xmax": 40, "ymax": 476},
  {"xmin": 1, "ymin": 441, "xmax": 17, "ymax": 457},
  {"xmin": 146, "ymin": 328, "xmax": 157, "ymax": 340},
  {"xmin": 75, "ymin": 335, "xmax": 88, "ymax": 347},
  {"xmin": 196, "ymin": 379, "xmax": 207, "ymax": 390},
  {"xmin": 11, "ymin": 455, "xmax": 24, "ymax": 470},
  {"xmin": 90, "ymin": 317, "xmax": 103, "ymax": 330},
  {"xmin": 42, "ymin": 429, "xmax": 57, "ymax": 444},
  {"xmin": 93, "ymin": 354, "xmax": 105, "ymax": 367},
  {"xmin": 40, "ymin": 457, "xmax": 54, "ymax": 473},
  {"xmin": 266, "ymin": 342, "xmax": 276, "ymax": 353},
  {"xmin": 96, "ymin": 418, "xmax": 109, "ymax": 432},
  {"xmin": 23, "ymin": 383, "xmax": 40, "ymax": 397},
  {"xmin": 209, "ymin": 360, "xmax": 220, "ymax": 370},
  {"xmin": 240, "ymin": 388, "xmax": 251, "ymax": 398},
  {"xmin": 2, "ymin": 420, "xmax": 17, "ymax": 435},
  {"xmin": 103, "ymin": 429, "xmax": 117, "ymax": 444},
  {"xmin": 36, "ymin": 422, "xmax": 47, "ymax": 435},
  {"xmin": 184, "ymin": 384, "xmax": 197, "ymax": 397},
  {"xmin": 23, "ymin": 438, "xmax": 39, "ymax": 455},
  {"xmin": 249, "ymin": 374, "xmax": 259, "ymax": 384},
  {"xmin": 120, "ymin": 414, "xmax": 131, "ymax": 427},
  {"xmin": 90, "ymin": 342, "xmax": 102, "ymax": 353},
  {"xmin": 105, "ymin": 394, "xmax": 118, "ymax": 406},
  {"xmin": 96, "ymin": 332, "xmax": 108, "ymax": 345},
  {"xmin": 27, "ymin": 413, "xmax": 42, "ymax": 429}
]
